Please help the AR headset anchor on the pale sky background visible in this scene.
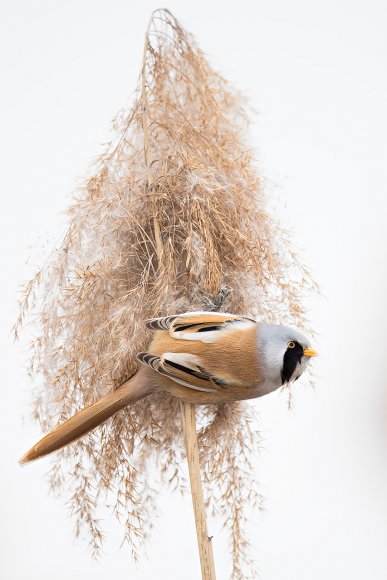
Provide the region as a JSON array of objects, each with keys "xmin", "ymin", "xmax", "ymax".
[{"xmin": 1, "ymin": 1, "xmax": 387, "ymax": 579}]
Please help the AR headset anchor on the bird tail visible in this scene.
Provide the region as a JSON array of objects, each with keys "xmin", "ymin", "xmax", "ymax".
[{"xmin": 20, "ymin": 367, "xmax": 152, "ymax": 464}]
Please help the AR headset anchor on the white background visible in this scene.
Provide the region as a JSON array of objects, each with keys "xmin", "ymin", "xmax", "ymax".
[{"xmin": 1, "ymin": 1, "xmax": 387, "ymax": 578}]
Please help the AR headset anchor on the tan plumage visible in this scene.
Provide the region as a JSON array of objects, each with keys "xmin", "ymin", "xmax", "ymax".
[
  {"xmin": 20, "ymin": 311, "xmax": 316, "ymax": 464},
  {"xmin": 143, "ymin": 311, "xmax": 263, "ymax": 403},
  {"xmin": 20, "ymin": 368, "xmax": 152, "ymax": 464}
]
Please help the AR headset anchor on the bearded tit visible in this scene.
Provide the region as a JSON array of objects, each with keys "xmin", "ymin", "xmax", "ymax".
[{"xmin": 20, "ymin": 311, "xmax": 317, "ymax": 464}]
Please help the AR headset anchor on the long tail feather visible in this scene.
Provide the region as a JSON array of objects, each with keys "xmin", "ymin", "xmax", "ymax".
[{"xmin": 20, "ymin": 367, "xmax": 152, "ymax": 464}]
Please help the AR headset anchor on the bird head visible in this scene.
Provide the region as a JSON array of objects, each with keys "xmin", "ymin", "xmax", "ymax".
[{"xmin": 258, "ymin": 323, "xmax": 317, "ymax": 387}]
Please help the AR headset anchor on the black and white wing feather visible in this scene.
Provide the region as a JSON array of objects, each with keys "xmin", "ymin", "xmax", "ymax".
[
  {"xmin": 137, "ymin": 351, "xmax": 219, "ymax": 392},
  {"xmin": 146, "ymin": 311, "xmax": 255, "ymax": 342}
]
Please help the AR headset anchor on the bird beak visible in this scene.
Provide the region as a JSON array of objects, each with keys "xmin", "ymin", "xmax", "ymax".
[{"xmin": 304, "ymin": 348, "xmax": 318, "ymax": 357}]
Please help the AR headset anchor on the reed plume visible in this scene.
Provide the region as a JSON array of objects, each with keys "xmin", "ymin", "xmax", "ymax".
[{"xmin": 16, "ymin": 9, "xmax": 315, "ymax": 578}]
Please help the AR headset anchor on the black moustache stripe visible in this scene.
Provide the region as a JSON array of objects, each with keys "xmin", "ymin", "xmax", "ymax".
[{"xmin": 281, "ymin": 343, "xmax": 304, "ymax": 384}]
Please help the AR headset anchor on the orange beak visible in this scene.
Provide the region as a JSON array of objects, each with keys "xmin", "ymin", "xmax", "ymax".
[{"xmin": 304, "ymin": 348, "xmax": 318, "ymax": 357}]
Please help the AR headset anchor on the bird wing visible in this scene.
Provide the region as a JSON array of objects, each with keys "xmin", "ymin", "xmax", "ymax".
[
  {"xmin": 145, "ymin": 311, "xmax": 255, "ymax": 342},
  {"xmin": 141, "ymin": 311, "xmax": 257, "ymax": 392},
  {"xmin": 137, "ymin": 351, "xmax": 220, "ymax": 392}
]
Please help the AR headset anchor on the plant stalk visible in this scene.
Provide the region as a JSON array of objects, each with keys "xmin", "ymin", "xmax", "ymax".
[{"xmin": 141, "ymin": 12, "xmax": 216, "ymax": 579}]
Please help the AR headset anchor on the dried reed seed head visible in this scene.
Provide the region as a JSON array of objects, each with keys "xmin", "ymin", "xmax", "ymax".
[{"xmin": 17, "ymin": 8, "xmax": 315, "ymax": 578}]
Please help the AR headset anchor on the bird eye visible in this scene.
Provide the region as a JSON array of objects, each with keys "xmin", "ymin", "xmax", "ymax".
[{"xmin": 287, "ymin": 341, "xmax": 295, "ymax": 349}]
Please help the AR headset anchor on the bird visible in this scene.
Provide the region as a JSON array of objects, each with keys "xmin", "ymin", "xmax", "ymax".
[{"xmin": 20, "ymin": 311, "xmax": 317, "ymax": 464}]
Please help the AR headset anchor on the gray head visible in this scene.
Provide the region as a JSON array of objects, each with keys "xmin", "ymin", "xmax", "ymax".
[{"xmin": 258, "ymin": 323, "xmax": 317, "ymax": 389}]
